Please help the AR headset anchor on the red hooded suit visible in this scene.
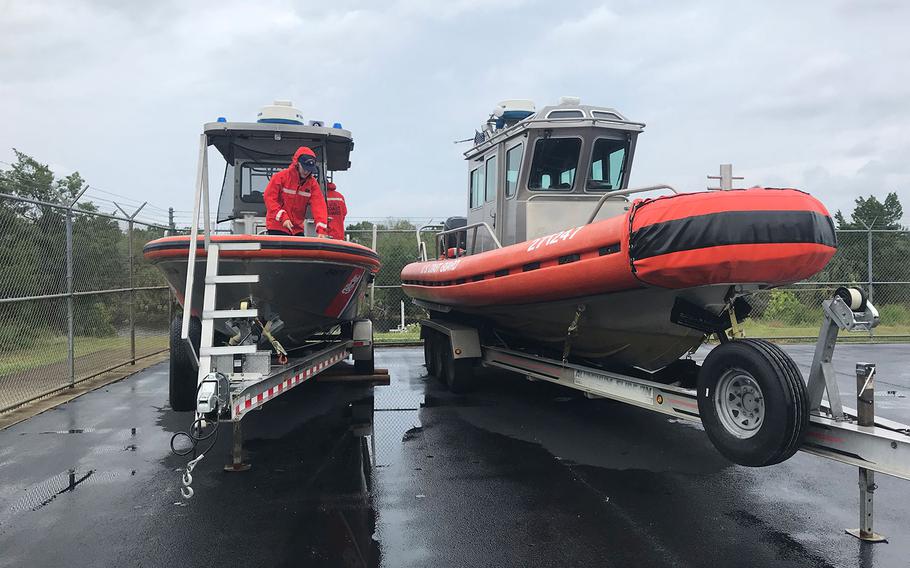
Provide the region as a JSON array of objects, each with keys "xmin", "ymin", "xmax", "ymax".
[
  {"xmin": 325, "ymin": 182, "xmax": 347, "ymax": 240},
  {"xmin": 263, "ymin": 147, "xmax": 328, "ymax": 235}
]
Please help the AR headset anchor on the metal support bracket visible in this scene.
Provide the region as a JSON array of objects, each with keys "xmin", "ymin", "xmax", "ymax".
[
  {"xmin": 224, "ymin": 421, "xmax": 251, "ymax": 472},
  {"xmin": 807, "ymin": 295, "xmax": 880, "ymax": 419},
  {"xmin": 846, "ymin": 362, "xmax": 887, "ymax": 543}
]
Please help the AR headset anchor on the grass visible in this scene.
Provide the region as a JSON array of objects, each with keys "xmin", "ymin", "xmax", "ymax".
[
  {"xmin": 375, "ymin": 329, "xmax": 421, "ymax": 343},
  {"xmin": 0, "ymin": 334, "xmax": 168, "ymax": 376},
  {"xmin": 742, "ymin": 319, "xmax": 910, "ymax": 341}
]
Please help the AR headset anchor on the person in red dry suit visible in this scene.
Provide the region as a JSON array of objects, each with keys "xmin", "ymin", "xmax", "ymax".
[
  {"xmin": 263, "ymin": 146, "xmax": 329, "ymax": 237},
  {"xmin": 324, "ymin": 181, "xmax": 347, "ymax": 240}
]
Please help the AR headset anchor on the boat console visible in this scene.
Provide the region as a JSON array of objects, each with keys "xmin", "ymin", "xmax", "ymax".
[{"xmin": 211, "ymin": 100, "xmax": 354, "ymax": 235}]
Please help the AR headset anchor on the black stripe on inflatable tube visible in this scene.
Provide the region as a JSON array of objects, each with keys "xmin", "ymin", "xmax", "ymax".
[{"xmin": 629, "ymin": 210, "xmax": 837, "ymax": 260}]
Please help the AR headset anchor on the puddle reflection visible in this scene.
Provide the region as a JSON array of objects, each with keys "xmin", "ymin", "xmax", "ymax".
[{"xmin": 370, "ymin": 384, "xmax": 425, "ymax": 468}]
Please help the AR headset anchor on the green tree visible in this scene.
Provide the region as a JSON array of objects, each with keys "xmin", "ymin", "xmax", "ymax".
[
  {"xmin": 0, "ymin": 150, "xmax": 127, "ymax": 338},
  {"xmin": 822, "ymin": 192, "xmax": 910, "ymax": 308},
  {"xmin": 834, "ymin": 192, "xmax": 904, "ymax": 230},
  {"xmin": 344, "ymin": 218, "xmax": 425, "ymax": 331}
]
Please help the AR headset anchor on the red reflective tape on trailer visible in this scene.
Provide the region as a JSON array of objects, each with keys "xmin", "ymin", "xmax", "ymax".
[
  {"xmin": 235, "ymin": 405, "xmax": 241, "ymax": 415},
  {"xmin": 806, "ymin": 431, "xmax": 845, "ymax": 444},
  {"xmin": 669, "ymin": 398, "xmax": 698, "ymax": 409},
  {"xmin": 245, "ymin": 399, "xmax": 252, "ymax": 409},
  {"xmin": 257, "ymin": 393, "xmax": 264, "ymax": 403}
]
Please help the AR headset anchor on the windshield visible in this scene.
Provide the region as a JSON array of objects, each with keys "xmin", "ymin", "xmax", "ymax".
[
  {"xmin": 588, "ymin": 138, "xmax": 628, "ymax": 190},
  {"xmin": 527, "ymin": 138, "xmax": 581, "ymax": 190},
  {"xmin": 241, "ymin": 162, "xmax": 284, "ymax": 203}
]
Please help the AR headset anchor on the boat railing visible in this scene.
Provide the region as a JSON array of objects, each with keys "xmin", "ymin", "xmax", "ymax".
[
  {"xmin": 434, "ymin": 222, "xmax": 502, "ymax": 260},
  {"xmin": 586, "ymin": 184, "xmax": 678, "ymax": 224},
  {"xmin": 416, "ymin": 224, "xmax": 444, "ymax": 262}
]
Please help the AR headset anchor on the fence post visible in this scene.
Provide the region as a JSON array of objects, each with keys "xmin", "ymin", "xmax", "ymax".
[
  {"xmin": 65, "ymin": 208, "xmax": 75, "ymax": 388},
  {"xmin": 128, "ymin": 219, "xmax": 135, "ymax": 364},
  {"xmin": 115, "ymin": 201, "xmax": 147, "ymax": 366},
  {"xmin": 64, "ymin": 186, "xmax": 88, "ymax": 388},
  {"xmin": 370, "ymin": 225, "xmax": 378, "ymax": 310},
  {"xmin": 867, "ymin": 225, "xmax": 874, "ymax": 303}
]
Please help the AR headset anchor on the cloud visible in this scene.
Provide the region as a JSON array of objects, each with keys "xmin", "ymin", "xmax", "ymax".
[{"xmin": 1, "ymin": 0, "xmax": 909, "ymax": 226}]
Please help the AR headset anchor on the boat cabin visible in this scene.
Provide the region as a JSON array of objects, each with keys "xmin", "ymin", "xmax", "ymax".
[
  {"xmin": 463, "ymin": 98, "xmax": 644, "ymax": 250},
  {"xmin": 212, "ymin": 101, "xmax": 354, "ymax": 235}
]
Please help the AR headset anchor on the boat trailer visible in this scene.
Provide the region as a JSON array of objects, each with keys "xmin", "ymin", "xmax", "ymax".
[
  {"xmin": 419, "ymin": 291, "xmax": 910, "ymax": 541},
  {"xmin": 171, "ymin": 127, "xmax": 388, "ymax": 497}
]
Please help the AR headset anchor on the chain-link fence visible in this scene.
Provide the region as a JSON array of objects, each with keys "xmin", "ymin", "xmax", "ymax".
[
  {"xmin": 746, "ymin": 229, "xmax": 910, "ymax": 340},
  {"xmin": 3, "ymin": 207, "xmax": 907, "ymax": 414},
  {"xmin": 353, "ymin": 226, "xmax": 910, "ymax": 344},
  {"xmin": 0, "ymin": 193, "xmax": 173, "ymax": 413},
  {"xmin": 348, "ymin": 228, "xmax": 425, "ymax": 343}
]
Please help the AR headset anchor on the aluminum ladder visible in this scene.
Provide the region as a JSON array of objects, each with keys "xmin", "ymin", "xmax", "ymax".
[{"xmin": 196, "ymin": 242, "xmax": 261, "ymax": 386}]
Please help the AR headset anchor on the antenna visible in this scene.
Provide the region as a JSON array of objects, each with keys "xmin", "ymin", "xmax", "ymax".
[{"xmin": 707, "ymin": 164, "xmax": 744, "ymax": 191}]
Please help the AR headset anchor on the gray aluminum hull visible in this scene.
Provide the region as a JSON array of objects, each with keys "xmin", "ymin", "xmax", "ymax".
[
  {"xmin": 445, "ymin": 285, "xmax": 738, "ymax": 371},
  {"xmin": 155, "ymin": 257, "xmax": 370, "ymax": 346}
]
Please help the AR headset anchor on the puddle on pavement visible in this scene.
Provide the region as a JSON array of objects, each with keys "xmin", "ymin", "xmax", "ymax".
[
  {"xmin": 3, "ymin": 467, "xmax": 137, "ymax": 521},
  {"xmin": 369, "ymin": 383, "xmax": 425, "ymax": 468},
  {"xmin": 24, "ymin": 427, "xmax": 137, "ymax": 436}
]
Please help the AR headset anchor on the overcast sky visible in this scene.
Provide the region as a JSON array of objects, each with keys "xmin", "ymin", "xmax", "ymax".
[{"xmin": 2, "ymin": 0, "xmax": 908, "ymax": 227}]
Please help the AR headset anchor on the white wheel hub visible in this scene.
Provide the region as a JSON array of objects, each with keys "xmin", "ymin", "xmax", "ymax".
[{"xmin": 714, "ymin": 368, "xmax": 765, "ymax": 439}]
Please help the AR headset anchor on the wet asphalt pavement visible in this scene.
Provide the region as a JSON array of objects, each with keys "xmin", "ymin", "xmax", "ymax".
[{"xmin": 1, "ymin": 344, "xmax": 909, "ymax": 567}]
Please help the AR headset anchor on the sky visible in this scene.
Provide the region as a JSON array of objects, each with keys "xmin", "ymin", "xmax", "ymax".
[{"xmin": 1, "ymin": 0, "xmax": 909, "ymax": 227}]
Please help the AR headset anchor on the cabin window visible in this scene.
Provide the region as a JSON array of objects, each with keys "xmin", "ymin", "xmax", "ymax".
[
  {"xmin": 528, "ymin": 138, "xmax": 581, "ymax": 190},
  {"xmin": 484, "ymin": 155, "xmax": 497, "ymax": 202},
  {"xmin": 505, "ymin": 143, "xmax": 523, "ymax": 198},
  {"xmin": 547, "ymin": 110, "xmax": 584, "ymax": 119},
  {"xmin": 592, "ymin": 111, "xmax": 621, "ymax": 120},
  {"xmin": 470, "ymin": 166, "xmax": 484, "ymax": 208},
  {"xmin": 240, "ymin": 162, "xmax": 283, "ymax": 203},
  {"xmin": 588, "ymin": 138, "xmax": 628, "ymax": 191}
]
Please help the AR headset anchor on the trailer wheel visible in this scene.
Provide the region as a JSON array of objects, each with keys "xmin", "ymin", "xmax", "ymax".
[
  {"xmin": 697, "ymin": 339, "xmax": 808, "ymax": 467},
  {"xmin": 442, "ymin": 346, "xmax": 475, "ymax": 394},
  {"xmin": 169, "ymin": 315, "xmax": 200, "ymax": 412},
  {"xmin": 428, "ymin": 333, "xmax": 445, "ymax": 379},
  {"xmin": 423, "ymin": 330, "xmax": 433, "ymax": 369}
]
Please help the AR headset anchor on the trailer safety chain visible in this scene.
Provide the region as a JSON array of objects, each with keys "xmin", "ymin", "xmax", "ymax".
[
  {"xmin": 180, "ymin": 453, "xmax": 206, "ymax": 499},
  {"xmin": 171, "ymin": 419, "xmax": 218, "ymax": 500},
  {"xmin": 170, "ymin": 403, "xmax": 220, "ymax": 500}
]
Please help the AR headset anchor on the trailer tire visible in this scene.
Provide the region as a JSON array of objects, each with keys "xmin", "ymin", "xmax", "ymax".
[
  {"xmin": 354, "ymin": 344, "xmax": 375, "ymax": 374},
  {"xmin": 429, "ymin": 334, "xmax": 445, "ymax": 380},
  {"xmin": 169, "ymin": 315, "xmax": 200, "ymax": 412},
  {"xmin": 697, "ymin": 339, "xmax": 808, "ymax": 467},
  {"xmin": 442, "ymin": 348, "xmax": 475, "ymax": 394},
  {"xmin": 423, "ymin": 331, "xmax": 433, "ymax": 370}
]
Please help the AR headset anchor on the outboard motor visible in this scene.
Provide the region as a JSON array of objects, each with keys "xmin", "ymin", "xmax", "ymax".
[{"xmin": 443, "ymin": 216, "xmax": 467, "ymax": 251}]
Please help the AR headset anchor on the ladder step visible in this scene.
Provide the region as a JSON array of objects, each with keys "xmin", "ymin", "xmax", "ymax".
[
  {"xmin": 201, "ymin": 345, "xmax": 258, "ymax": 356},
  {"xmin": 203, "ymin": 309, "xmax": 259, "ymax": 319},
  {"xmin": 217, "ymin": 242, "xmax": 262, "ymax": 252},
  {"xmin": 205, "ymin": 274, "xmax": 260, "ymax": 284}
]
